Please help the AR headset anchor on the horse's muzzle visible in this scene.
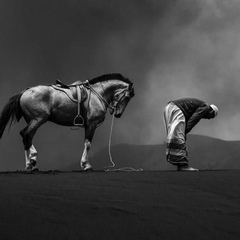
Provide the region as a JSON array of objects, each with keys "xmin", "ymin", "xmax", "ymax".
[
  {"xmin": 114, "ymin": 112, "xmax": 122, "ymax": 118},
  {"xmin": 109, "ymin": 108, "xmax": 115, "ymax": 115}
]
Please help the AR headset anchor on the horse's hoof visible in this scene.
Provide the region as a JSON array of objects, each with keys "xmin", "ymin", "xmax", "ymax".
[
  {"xmin": 81, "ymin": 162, "xmax": 93, "ymax": 172},
  {"xmin": 25, "ymin": 166, "xmax": 39, "ymax": 172},
  {"xmin": 25, "ymin": 165, "xmax": 33, "ymax": 172},
  {"xmin": 84, "ymin": 167, "xmax": 94, "ymax": 172},
  {"xmin": 31, "ymin": 167, "xmax": 39, "ymax": 172}
]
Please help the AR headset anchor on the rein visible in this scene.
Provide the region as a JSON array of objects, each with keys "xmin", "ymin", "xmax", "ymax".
[{"xmin": 84, "ymin": 80, "xmax": 115, "ymax": 111}]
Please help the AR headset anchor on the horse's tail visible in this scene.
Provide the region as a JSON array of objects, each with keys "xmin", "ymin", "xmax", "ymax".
[{"xmin": 0, "ymin": 93, "xmax": 23, "ymax": 139}]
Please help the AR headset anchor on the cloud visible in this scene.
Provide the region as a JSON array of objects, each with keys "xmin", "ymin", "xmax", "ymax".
[{"xmin": 137, "ymin": 0, "xmax": 240, "ymax": 144}]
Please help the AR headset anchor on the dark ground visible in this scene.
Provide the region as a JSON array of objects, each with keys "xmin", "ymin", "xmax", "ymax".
[{"xmin": 0, "ymin": 170, "xmax": 240, "ymax": 240}]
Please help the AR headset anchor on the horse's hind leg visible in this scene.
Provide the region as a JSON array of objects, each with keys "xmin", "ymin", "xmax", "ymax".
[
  {"xmin": 24, "ymin": 145, "xmax": 38, "ymax": 171},
  {"xmin": 20, "ymin": 119, "xmax": 46, "ymax": 171}
]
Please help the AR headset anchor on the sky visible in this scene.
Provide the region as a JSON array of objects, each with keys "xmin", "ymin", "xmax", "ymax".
[{"xmin": 1, "ymin": 0, "xmax": 240, "ymax": 170}]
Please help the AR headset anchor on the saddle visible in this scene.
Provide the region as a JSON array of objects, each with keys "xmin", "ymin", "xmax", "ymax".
[
  {"xmin": 51, "ymin": 79, "xmax": 87, "ymax": 127},
  {"xmin": 56, "ymin": 79, "xmax": 69, "ymax": 89}
]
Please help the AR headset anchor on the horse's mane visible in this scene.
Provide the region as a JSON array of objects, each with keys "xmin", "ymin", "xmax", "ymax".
[{"xmin": 89, "ymin": 73, "xmax": 132, "ymax": 85}]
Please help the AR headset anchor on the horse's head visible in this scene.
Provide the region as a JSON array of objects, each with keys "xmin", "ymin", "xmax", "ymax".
[{"xmin": 110, "ymin": 82, "xmax": 135, "ymax": 118}]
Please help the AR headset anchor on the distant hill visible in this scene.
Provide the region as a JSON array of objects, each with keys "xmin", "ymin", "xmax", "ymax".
[{"xmin": 65, "ymin": 135, "xmax": 240, "ymax": 171}]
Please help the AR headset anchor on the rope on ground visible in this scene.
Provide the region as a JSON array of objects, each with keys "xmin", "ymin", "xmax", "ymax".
[{"xmin": 103, "ymin": 113, "xmax": 143, "ymax": 172}]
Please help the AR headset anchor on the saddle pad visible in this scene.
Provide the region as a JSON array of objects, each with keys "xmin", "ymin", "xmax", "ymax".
[{"xmin": 51, "ymin": 85, "xmax": 86, "ymax": 103}]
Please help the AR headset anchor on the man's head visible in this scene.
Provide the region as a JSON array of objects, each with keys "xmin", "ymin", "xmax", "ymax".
[{"xmin": 207, "ymin": 104, "xmax": 218, "ymax": 119}]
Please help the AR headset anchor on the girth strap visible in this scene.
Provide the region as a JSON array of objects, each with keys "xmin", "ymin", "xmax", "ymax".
[{"xmin": 72, "ymin": 85, "xmax": 84, "ymax": 127}]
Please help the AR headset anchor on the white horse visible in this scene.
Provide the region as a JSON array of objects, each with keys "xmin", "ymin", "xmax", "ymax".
[{"xmin": 0, "ymin": 73, "xmax": 134, "ymax": 171}]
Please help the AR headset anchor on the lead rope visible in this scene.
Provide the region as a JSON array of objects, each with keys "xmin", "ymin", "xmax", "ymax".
[
  {"xmin": 103, "ymin": 112, "xmax": 116, "ymax": 171},
  {"xmin": 103, "ymin": 110, "xmax": 143, "ymax": 172}
]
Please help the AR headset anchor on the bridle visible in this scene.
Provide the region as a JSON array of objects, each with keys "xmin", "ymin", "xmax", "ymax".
[{"xmin": 83, "ymin": 80, "xmax": 132, "ymax": 113}]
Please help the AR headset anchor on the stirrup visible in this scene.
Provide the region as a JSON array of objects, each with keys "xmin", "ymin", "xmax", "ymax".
[{"xmin": 71, "ymin": 115, "xmax": 84, "ymax": 130}]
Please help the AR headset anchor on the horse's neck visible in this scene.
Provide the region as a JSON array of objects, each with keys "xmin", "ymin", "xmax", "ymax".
[{"xmin": 93, "ymin": 80, "xmax": 127, "ymax": 101}]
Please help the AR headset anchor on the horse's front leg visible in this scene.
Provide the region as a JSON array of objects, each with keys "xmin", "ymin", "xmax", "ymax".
[{"xmin": 80, "ymin": 123, "xmax": 97, "ymax": 171}]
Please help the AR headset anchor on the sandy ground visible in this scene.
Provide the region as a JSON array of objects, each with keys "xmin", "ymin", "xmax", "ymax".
[{"xmin": 0, "ymin": 170, "xmax": 240, "ymax": 240}]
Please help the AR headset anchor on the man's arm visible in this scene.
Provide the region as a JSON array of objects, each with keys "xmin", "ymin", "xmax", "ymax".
[{"xmin": 185, "ymin": 106, "xmax": 210, "ymax": 134}]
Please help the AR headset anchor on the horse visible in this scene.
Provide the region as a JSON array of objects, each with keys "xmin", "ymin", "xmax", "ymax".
[{"xmin": 0, "ymin": 73, "xmax": 134, "ymax": 171}]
